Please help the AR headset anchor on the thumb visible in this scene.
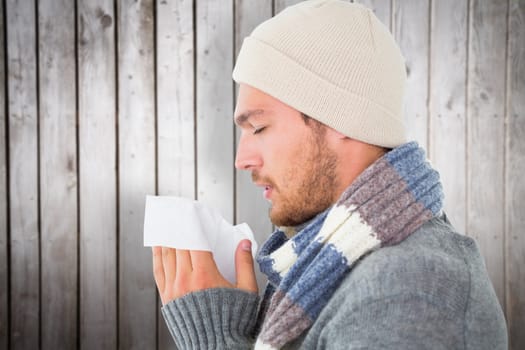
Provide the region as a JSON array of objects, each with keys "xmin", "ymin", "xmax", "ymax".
[{"xmin": 235, "ymin": 239, "xmax": 258, "ymax": 294}]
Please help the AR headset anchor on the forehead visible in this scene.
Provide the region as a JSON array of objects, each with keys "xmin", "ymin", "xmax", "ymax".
[
  {"xmin": 234, "ymin": 84, "xmax": 299, "ymax": 125},
  {"xmin": 235, "ymin": 84, "xmax": 276, "ymax": 113}
]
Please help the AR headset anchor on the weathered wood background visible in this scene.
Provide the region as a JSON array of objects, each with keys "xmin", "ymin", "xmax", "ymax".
[{"xmin": 0, "ymin": 0, "xmax": 523, "ymax": 349}]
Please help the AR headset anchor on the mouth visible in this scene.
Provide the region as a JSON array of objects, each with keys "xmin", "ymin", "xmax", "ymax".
[
  {"xmin": 254, "ymin": 182, "xmax": 273, "ymax": 201},
  {"xmin": 263, "ymin": 185, "xmax": 273, "ymax": 200},
  {"xmin": 252, "ymin": 172, "xmax": 275, "ymax": 201}
]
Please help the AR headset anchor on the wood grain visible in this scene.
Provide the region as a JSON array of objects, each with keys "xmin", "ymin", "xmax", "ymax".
[
  {"xmin": 6, "ymin": 0, "xmax": 40, "ymax": 348},
  {"xmin": 38, "ymin": 0, "xmax": 78, "ymax": 347},
  {"xmin": 0, "ymin": 1, "xmax": 7, "ymax": 348},
  {"xmin": 117, "ymin": 0, "xmax": 157, "ymax": 349},
  {"xmin": 393, "ymin": 0, "xmax": 429, "ymax": 147},
  {"xmin": 157, "ymin": 0, "xmax": 195, "ymax": 200},
  {"xmin": 196, "ymin": 0, "xmax": 234, "ymax": 222},
  {"xmin": 274, "ymin": 0, "xmax": 304, "ymax": 14},
  {"xmin": 507, "ymin": 1, "xmax": 525, "ymax": 349},
  {"xmin": 77, "ymin": 0, "xmax": 117, "ymax": 348},
  {"xmin": 429, "ymin": 0, "xmax": 468, "ymax": 233},
  {"xmin": 356, "ymin": 0, "xmax": 391, "ymax": 29},
  {"xmin": 467, "ymin": 0, "xmax": 507, "ymax": 308}
]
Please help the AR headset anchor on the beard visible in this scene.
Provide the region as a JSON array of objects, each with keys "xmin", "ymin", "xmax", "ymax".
[{"xmin": 252, "ymin": 129, "xmax": 339, "ymax": 227}]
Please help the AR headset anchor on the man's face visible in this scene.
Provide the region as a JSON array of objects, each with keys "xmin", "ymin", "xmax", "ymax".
[{"xmin": 234, "ymin": 84, "xmax": 340, "ymax": 227}]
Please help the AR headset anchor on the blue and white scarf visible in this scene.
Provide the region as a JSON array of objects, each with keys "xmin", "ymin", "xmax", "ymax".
[{"xmin": 254, "ymin": 142, "xmax": 443, "ymax": 349}]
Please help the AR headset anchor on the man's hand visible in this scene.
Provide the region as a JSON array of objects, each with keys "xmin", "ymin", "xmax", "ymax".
[{"xmin": 152, "ymin": 240, "xmax": 258, "ymax": 305}]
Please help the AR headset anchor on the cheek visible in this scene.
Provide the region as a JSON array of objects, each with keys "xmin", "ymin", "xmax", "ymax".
[
  {"xmin": 276, "ymin": 147, "xmax": 309, "ymax": 186},
  {"xmin": 262, "ymin": 127, "xmax": 311, "ymax": 176}
]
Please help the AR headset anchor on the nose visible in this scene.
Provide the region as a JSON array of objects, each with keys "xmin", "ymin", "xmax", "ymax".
[{"xmin": 235, "ymin": 133, "xmax": 262, "ymax": 170}]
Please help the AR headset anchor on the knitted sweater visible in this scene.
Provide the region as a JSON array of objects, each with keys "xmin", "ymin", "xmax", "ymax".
[{"xmin": 161, "ymin": 214, "xmax": 508, "ymax": 349}]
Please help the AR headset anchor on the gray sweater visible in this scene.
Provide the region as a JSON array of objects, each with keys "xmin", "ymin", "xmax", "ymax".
[{"xmin": 162, "ymin": 215, "xmax": 508, "ymax": 349}]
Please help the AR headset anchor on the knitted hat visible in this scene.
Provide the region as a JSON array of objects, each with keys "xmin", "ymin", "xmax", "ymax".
[{"xmin": 232, "ymin": 0, "xmax": 407, "ymax": 148}]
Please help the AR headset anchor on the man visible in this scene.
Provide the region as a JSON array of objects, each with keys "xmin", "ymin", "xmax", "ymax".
[{"xmin": 152, "ymin": 1, "xmax": 508, "ymax": 349}]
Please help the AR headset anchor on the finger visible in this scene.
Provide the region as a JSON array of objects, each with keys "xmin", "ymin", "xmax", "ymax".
[
  {"xmin": 174, "ymin": 249, "xmax": 192, "ymax": 297},
  {"xmin": 175, "ymin": 249, "xmax": 192, "ymax": 273},
  {"xmin": 234, "ymin": 240, "xmax": 258, "ymax": 293},
  {"xmin": 189, "ymin": 250, "xmax": 230, "ymax": 290},
  {"xmin": 189, "ymin": 250, "xmax": 217, "ymax": 272},
  {"xmin": 152, "ymin": 247, "xmax": 165, "ymax": 292},
  {"xmin": 161, "ymin": 247, "xmax": 176, "ymax": 284}
]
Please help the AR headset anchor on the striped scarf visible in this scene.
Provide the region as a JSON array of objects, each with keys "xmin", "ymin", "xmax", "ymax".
[{"xmin": 254, "ymin": 142, "xmax": 443, "ymax": 349}]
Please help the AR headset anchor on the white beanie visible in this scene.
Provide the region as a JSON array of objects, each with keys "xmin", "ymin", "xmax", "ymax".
[{"xmin": 233, "ymin": 0, "xmax": 407, "ymax": 148}]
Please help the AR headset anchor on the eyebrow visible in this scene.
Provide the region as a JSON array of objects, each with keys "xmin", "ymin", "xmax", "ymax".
[{"xmin": 234, "ymin": 109, "xmax": 265, "ymax": 126}]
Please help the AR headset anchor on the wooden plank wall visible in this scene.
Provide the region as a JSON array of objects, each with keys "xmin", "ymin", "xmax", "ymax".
[
  {"xmin": 78, "ymin": 0, "xmax": 117, "ymax": 348},
  {"xmin": 39, "ymin": 0, "xmax": 78, "ymax": 348},
  {"xmin": 6, "ymin": 1, "xmax": 40, "ymax": 349},
  {"xmin": 0, "ymin": 0, "xmax": 523, "ymax": 349},
  {"xmin": 0, "ymin": 0, "xmax": 6, "ymax": 347}
]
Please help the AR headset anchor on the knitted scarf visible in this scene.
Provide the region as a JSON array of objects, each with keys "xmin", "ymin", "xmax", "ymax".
[{"xmin": 254, "ymin": 142, "xmax": 443, "ymax": 349}]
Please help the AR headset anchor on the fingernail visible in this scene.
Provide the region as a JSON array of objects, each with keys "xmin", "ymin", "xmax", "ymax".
[{"xmin": 241, "ymin": 240, "xmax": 252, "ymax": 252}]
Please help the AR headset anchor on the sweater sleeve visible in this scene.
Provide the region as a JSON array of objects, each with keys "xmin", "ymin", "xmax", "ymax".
[{"xmin": 161, "ymin": 288, "xmax": 260, "ymax": 350}]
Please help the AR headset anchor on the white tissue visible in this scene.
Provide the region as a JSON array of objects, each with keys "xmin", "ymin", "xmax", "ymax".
[{"xmin": 143, "ymin": 195, "xmax": 258, "ymax": 284}]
